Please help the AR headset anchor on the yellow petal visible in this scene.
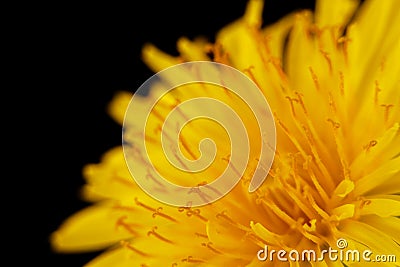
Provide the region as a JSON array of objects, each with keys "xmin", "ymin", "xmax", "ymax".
[
  {"xmin": 51, "ymin": 196, "xmax": 192, "ymax": 253},
  {"xmin": 339, "ymin": 219, "xmax": 400, "ymax": 258},
  {"xmin": 363, "ymin": 175, "xmax": 400, "ymax": 196},
  {"xmin": 53, "ymin": 1, "xmax": 400, "ymax": 266},
  {"xmin": 243, "ymin": 0, "xmax": 263, "ymax": 27},
  {"xmin": 358, "ymin": 195, "xmax": 400, "ymax": 217},
  {"xmin": 250, "ymin": 221, "xmax": 282, "ymax": 245},
  {"xmin": 333, "ymin": 179, "xmax": 354, "ymax": 198},
  {"xmin": 216, "ymin": 4, "xmax": 291, "ymax": 110},
  {"xmin": 310, "ymin": 260, "xmax": 346, "ymax": 267},
  {"xmin": 84, "ymin": 247, "xmax": 135, "ymax": 267},
  {"xmin": 354, "ymin": 156, "xmax": 400, "ymax": 196},
  {"xmin": 346, "ymin": 0, "xmax": 400, "ymax": 100},
  {"xmin": 332, "ymin": 204, "xmax": 355, "ymax": 220},
  {"xmin": 87, "ymin": 222, "xmax": 234, "ymax": 267},
  {"xmin": 315, "ymin": 0, "xmax": 359, "ymax": 28},
  {"xmin": 360, "ymin": 215, "xmax": 400, "ymax": 245},
  {"xmin": 177, "ymin": 37, "xmax": 210, "ymax": 61},
  {"xmin": 206, "ymin": 217, "xmax": 257, "ymax": 260},
  {"xmin": 51, "ymin": 202, "xmax": 132, "ymax": 253},
  {"xmin": 285, "ymin": 10, "xmax": 315, "ymax": 92},
  {"xmin": 81, "ymin": 147, "xmax": 136, "ymax": 201},
  {"xmin": 119, "ymin": 226, "xmax": 204, "ymax": 258},
  {"xmin": 262, "ymin": 12, "xmax": 295, "ymax": 60},
  {"xmin": 216, "ymin": 14, "xmax": 264, "ymax": 69},
  {"xmin": 107, "ymin": 91, "xmax": 132, "ymax": 125},
  {"xmin": 141, "ymin": 43, "xmax": 181, "ymax": 73},
  {"xmin": 351, "ymin": 123, "xmax": 400, "ymax": 181},
  {"xmin": 85, "ymin": 244, "xmax": 215, "ymax": 267}
]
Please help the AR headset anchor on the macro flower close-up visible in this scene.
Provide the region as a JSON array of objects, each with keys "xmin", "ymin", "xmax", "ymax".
[{"xmin": 51, "ymin": 0, "xmax": 399, "ymax": 266}]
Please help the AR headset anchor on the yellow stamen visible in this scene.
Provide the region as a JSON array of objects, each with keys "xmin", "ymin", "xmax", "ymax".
[
  {"xmin": 147, "ymin": 226, "xmax": 174, "ymax": 244},
  {"xmin": 308, "ymin": 67, "xmax": 320, "ymax": 91},
  {"xmin": 152, "ymin": 207, "xmax": 178, "ymax": 222},
  {"xmin": 201, "ymin": 242, "xmax": 223, "ymax": 254},
  {"xmin": 121, "ymin": 240, "xmax": 150, "ymax": 257}
]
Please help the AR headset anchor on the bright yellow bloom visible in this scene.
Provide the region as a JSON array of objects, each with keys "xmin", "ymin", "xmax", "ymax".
[{"xmin": 52, "ymin": 0, "xmax": 400, "ymax": 266}]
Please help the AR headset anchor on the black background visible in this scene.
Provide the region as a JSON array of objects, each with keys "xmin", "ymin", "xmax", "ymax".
[{"xmin": 42, "ymin": 1, "xmax": 315, "ymax": 266}]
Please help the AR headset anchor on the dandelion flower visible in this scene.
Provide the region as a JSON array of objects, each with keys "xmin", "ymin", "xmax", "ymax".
[{"xmin": 52, "ymin": 0, "xmax": 400, "ymax": 266}]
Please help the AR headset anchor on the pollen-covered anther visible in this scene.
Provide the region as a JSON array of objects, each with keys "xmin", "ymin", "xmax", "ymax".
[
  {"xmin": 326, "ymin": 118, "xmax": 340, "ymax": 129},
  {"xmin": 363, "ymin": 140, "xmax": 378, "ymax": 153},
  {"xmin": 358, "ymin": 197, "xmax": 372, "ymax": 209}
]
